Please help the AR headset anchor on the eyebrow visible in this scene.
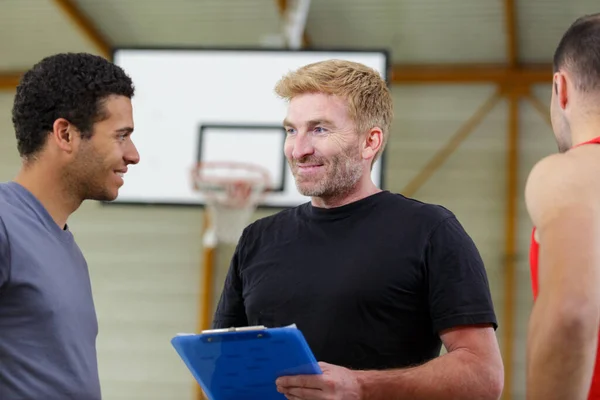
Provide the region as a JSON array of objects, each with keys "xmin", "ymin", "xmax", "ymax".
[
  {"xmin": 116, "ymin": 127, "xmax": 134, "ymax": 134},
  {"xmin": 282, "ymin": 119, "xmax": 335, "ymax": 128},
  {"xmin": 307, "ymin": 119, "xmax": 335, "ymax": 127}
]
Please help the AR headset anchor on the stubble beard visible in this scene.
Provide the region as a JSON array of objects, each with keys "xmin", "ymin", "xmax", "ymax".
[
  {"xmin": 63, "ymin": 143, "xmax": 116, "ymax": 202},
  {"xmin": 292, "ymin": 149, "xmax": 364, "ymax": 199}
]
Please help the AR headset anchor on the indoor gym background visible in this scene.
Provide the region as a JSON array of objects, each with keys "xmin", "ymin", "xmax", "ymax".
[{"xmin": 0, "ymin": 0, "xmax": 595, "ymax": 399}]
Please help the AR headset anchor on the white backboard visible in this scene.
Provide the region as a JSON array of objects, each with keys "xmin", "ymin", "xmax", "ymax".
[{"xmin": 112, "ymin": 48, "xmax": 389, "ymax": 208}]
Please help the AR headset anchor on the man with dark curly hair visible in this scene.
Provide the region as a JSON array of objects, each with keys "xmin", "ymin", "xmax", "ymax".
[{"xmin": 0, "ymin": 52, "xmax": 139, "ymax": 399}]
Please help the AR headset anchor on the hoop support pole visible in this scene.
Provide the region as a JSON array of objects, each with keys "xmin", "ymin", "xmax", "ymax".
[{"xmin": 195, "ymin": 211, "xmax": 216, "ymax": 400}]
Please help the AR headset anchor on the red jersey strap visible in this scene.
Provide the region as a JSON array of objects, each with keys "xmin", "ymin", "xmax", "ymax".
[
  {"xmin": 575, "ymin": 136, "xmax": 600, "ymax": 147},
  {"xmin": 530, "ymin": 227, "xmax": 539, "ymax": 300}
]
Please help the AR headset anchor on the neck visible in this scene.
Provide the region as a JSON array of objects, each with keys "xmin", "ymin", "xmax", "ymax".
[
  {"xmin": 14, "ymin": 160, "xmax": 82, "ymax": 229},
  {"xmin": 311, "ymin": 176, "xmax": 381, "ymax": 209},
  {"xmin": 569, "ymin": 111, "xmax": 600, "ymax": 147}
]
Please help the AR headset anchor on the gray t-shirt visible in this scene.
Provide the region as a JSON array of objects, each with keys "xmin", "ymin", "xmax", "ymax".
[{"xmin": 0, "ymin": 182, "xmax": 101, "ymax": 400}]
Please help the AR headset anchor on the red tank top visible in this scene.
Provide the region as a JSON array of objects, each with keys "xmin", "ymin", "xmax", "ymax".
[{"xmin": 529, "ymin": 136, "xmax": 600, "ymax": 398}]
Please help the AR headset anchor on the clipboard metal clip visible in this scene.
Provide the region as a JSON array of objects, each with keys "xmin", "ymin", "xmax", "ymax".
[{"xmin": 200, "ymin": 325, "xmax": 267, "ymax": 334}]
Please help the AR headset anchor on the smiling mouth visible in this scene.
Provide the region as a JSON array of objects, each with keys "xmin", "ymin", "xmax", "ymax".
[
  {"xmin": 114, "ymin": 171, "xmax": 127, "ymax": 180},
  {"xmin": 295, "ymin": 165, "xmax": 324, "ymax": 175},
  {"xmin": 297, "ymin": 164, "xmax": 324, "ymax": 169}
]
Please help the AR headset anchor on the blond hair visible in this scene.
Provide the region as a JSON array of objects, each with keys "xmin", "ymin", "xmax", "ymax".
[{"xmin": 274, "ymin": 59, "xmax": 393, "ymax": 164}]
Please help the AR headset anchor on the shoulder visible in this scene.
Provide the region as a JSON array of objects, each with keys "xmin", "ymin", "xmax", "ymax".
[
  {"xmin": 374, "ymin": 193, "xmax": 472, "ymax": 249},
  {"xmin": 0, "ymin": 184, "xmax": 25, "ymax": 226},
  {"xmin": 0, "ymin": 186, "xmax": 14, "ymax": 225},
  {"xmin": 386, "ymin": 191, "xmax": 457, "ymax": 226},
  {"xmin": 382, "ymin": 194, "xmax": 479, "ymax": 250},
  {"xmin": 240, "ymin": 203, "xmax": 307, "ymax": 239},
  {"xmin": 0, "ymin": 182, "xmax": 22, "ymax": 213},
  {"xmin": 525, "ymin": 147, "xmax": 600, "ymax": 228}
]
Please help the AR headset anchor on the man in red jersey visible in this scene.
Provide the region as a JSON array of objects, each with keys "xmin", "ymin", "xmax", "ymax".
[{"xmin": 525, "ymin": 13, "xmax": 600, "ymax": 400}]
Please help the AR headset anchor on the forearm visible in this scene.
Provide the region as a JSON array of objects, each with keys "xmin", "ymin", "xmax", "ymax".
[
  {"xmin": 355, "ymin": 349, "xmax": 502, "ymax": 400},
  {"xmin": 527, "ymin": 299, "xmax": 598, "ymax": 399}
]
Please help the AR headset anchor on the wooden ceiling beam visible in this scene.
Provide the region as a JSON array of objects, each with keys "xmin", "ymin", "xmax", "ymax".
[
  {"xmin": 391, "ymin": 63, "xmax": 552, "ymax": 85},
  {"xmin": 0, "ymin": 63, "xmax": 553, "ymax": 92},
  {"xmin": 52, "ymin": 0, "xmax": 112, "ymax": 59},
  {"xmin": 0, "ymin": 71, "xmax": 24, "ymax": 91}
]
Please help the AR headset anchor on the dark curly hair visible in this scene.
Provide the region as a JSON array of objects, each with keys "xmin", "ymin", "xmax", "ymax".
[{"xmin": 12, "ymin": 52, "xmax": 135, "ymax": 159}]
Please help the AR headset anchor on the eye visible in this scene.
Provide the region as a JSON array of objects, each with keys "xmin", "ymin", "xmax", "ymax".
[
  {"xmin": 285, "ymin": 128, "xmax": 296, "ymax": 135},
  {"xmin": 314, "ymin": 126, "xmax": 326, "ymax": 133}
]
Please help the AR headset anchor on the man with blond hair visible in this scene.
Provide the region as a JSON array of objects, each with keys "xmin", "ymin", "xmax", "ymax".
[{"xmin": 213, "ymin": 59, "xmax": 504, "ymax": 399}]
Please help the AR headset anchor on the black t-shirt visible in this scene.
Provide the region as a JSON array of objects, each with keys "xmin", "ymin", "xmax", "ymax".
[{"xmin": 213, "ymin": 190, "xmax": 497, "ymax": 370}]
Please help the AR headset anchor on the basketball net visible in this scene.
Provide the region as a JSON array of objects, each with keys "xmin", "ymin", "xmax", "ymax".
[{"xmin": 191, "ymin": 162, "xmax": 270, "ymax": 246}]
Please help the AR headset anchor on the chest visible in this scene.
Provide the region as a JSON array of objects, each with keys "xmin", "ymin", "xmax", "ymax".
[
  {"xmin": 1, "ymin": 231, "xmax": 98, "ymax": 337},
  {"xmin": 240, "ymin": 225, "xmax": 426, "ymax": 324}
]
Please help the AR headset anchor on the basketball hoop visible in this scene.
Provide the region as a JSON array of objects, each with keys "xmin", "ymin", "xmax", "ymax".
[{"xmin": 191, "ymin": 161, "xmax": 270, "ymax": 245}]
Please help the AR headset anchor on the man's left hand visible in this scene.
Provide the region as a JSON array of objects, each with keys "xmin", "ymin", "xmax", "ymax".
[{"xmin": 275, "ymin": 362, "xmax": 362, "ymax": 400}]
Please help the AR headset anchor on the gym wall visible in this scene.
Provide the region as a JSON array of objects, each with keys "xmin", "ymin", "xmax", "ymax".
[
  {"xmin": 0, "ymin": 75, "xmax": 558, "ymax": 400},
  {"xmin": 0, "ymin": 0, "xmax": 575, "ymax": 399}
]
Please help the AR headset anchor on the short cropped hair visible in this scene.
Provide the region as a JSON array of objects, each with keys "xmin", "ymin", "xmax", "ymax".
[
  {"xmin": 553, "ymin": 13, "xmax": 600, "ymax": 93},
  {"xmin": 12, "ymin": 52, "xmax": 135, "ymax": 159},
  {"xmin": 274, "ymin": 59, "xmax": 393, "ymax": 163}
]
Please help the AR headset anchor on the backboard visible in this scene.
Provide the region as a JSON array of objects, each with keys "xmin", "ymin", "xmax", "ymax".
[{"xmin": 111, "ymin": 47, "xmax": 389, "ymax": 208}]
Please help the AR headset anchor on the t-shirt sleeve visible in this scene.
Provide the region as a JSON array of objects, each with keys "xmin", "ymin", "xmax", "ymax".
[
  {"xmin": 211, "ymin": 229, "xmax": 249, "ymax": 329},
  {"xmin": 425, "ymin": 215, "xmax": 498, "ymax": 334},
  {"xmin": 0, "ymin": 218, "xmax": 9, "ymax": 289}
]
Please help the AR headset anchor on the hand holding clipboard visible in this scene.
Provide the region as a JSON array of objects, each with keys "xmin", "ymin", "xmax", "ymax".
[{"xmin": 171, "ymin": 324, "xmax": 322, "ymax": 400}]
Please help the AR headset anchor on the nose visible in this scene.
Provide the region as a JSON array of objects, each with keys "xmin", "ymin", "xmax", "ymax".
[
  {"xmin": 291, "ymin": 132, "xmax": 315, "ymax": 160},
  {"xmin": 124, "ymin": 141, "xmax": 140, "ymax": 165}
]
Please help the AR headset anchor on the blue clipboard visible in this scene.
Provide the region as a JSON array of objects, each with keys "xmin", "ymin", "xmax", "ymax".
[{"xmin": 171, "ymin": 325, "xmax": 322, "ymax": 400}]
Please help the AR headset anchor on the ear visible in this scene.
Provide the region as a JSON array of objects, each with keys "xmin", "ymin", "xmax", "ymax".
[
  {"xmin": 50, "ymin": 118, "xmax": 78, "ymax": 153},
  {"xmin": 361, "ymin": 127, "xmax": 383, "ymax": 161},
  {"xmin": 554, "ymin": 72, "xmax": 569, "ymax": 111}
]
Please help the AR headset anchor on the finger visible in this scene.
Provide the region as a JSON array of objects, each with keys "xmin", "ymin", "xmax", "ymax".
[
  {"xmin": 282, "ymin": 391, "xmax": 305, "ymax": 400},
  {"xmin": 316, "ymin": 361, "xmax": 333, "ymax": 373},
  {"xmin": 280, "ymin": 386, "xmax": 324, "ymax": 400},
  {"xmin": 277, "ymin": 375, "xmax": 324, "ymax": 389}
]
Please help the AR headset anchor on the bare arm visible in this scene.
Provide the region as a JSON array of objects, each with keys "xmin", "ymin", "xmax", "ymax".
[
  {"xmin": 355, "ymin": 324, "xmax": 504, "ymax": 400},
  {"xmin": 525, "ymin": 151, "xmax": 600, "ymax": 399}
]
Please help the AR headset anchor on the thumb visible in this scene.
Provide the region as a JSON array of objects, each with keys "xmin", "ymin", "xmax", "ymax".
[{"xmin": 317, "ymin": 361, "xmax": 333, "ymax": 370}]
